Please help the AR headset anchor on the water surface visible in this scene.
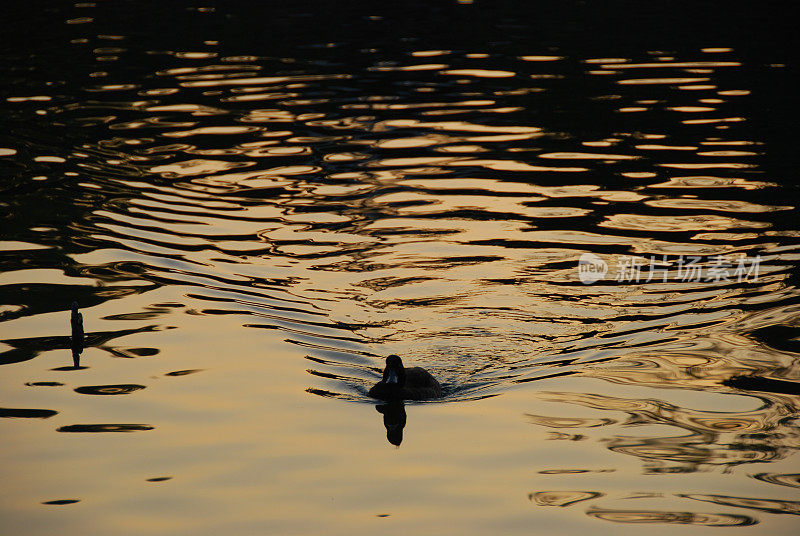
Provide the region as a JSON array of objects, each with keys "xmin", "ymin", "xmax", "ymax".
[{"xmin": 1, "ymin": 2, "xmax": 798, "ymax": 535}]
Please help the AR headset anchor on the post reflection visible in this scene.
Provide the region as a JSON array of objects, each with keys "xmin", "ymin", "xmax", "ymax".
[{"xmin": 70, "ymin": 341, "xmax": 83, "ymax": 370}]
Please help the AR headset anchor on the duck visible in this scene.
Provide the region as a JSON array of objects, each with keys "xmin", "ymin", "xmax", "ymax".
[{"xmin": 368, "ymin": 354, "xmax": 442, "ymax": 401}]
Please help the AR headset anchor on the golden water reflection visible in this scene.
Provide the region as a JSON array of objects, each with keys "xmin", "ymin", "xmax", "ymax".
[{"xmin": 1, "ymin": 1, "xmax": 799, "ymax": 534}]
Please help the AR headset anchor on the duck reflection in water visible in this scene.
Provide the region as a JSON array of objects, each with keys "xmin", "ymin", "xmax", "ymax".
[
  {"xmin": 70, "ymin": 302, "xmax": 84, "ymax": 369},
  {"xmin": 376, "ymin": 401, "xmax": 406, "ymax": 446}
]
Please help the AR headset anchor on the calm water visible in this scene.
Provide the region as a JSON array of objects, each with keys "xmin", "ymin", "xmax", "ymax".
[{"xmin": 2, "ymin": 2, "xmax": 799, "ymax": 534}]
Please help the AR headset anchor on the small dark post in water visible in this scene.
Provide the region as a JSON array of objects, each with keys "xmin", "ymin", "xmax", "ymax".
[
  {"xmin": 70, "ymin": 302, "xmax": 84, "ymax": 367},
  {"xmin": 70, "ymin": 302, "xmax": 84, "ymax": 343}
]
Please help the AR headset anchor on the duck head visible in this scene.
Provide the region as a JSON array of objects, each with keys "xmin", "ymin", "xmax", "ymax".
[{"xmin": 381, "ymin": 354, "xmax": 406, "ymax": 388}]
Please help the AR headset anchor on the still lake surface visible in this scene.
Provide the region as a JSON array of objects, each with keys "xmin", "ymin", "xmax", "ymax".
[{"xmin": 1, "ymin": 2, "xmax": 798, "ymax": 534}]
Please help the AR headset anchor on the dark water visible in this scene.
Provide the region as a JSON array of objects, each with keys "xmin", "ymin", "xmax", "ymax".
[{"xmin": 2, "ymin": 2, "xmax": 798, "ymax": 534}]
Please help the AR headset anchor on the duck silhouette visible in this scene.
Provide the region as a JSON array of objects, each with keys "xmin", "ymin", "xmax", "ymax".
[{"xmin": 368, "ymin": 354, "xmax": 442, "ymax": 401}]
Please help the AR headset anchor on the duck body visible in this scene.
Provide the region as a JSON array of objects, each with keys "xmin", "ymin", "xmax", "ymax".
[{"xmin": 368, "ymin": 354, "xmax": 442, "ymax": 401}]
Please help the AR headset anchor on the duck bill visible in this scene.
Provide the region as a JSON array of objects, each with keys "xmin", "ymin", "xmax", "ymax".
[{"xmin": 386, "ymin": 369, "xmax": 399, "ymax": 385}]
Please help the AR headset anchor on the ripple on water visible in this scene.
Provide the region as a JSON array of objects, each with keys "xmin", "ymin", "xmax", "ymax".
[
  {"xmin": 0, "ymin": 8, "xmax": 798, "ymax": 532},
  {"xmin": 56, "ymin": 424, "xmax": 154, "ymax": 433},
  {"xmin": 529, "ymin": 491, "xmax": 604, "ymax": 507},
  {"xmin": 751, "ymin": 473, "xmax": 800, "ymax": 489},
  {"xmin": 42, "ymin": 499, "xmax": 81, "ymax": 506},
  {"xmin": 73, "ymin": 384, "xmax": 146, "ymax": 395},
  {"xmin": 585, "ymin": 508, "xmax": 758, "ymax": 526}
]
